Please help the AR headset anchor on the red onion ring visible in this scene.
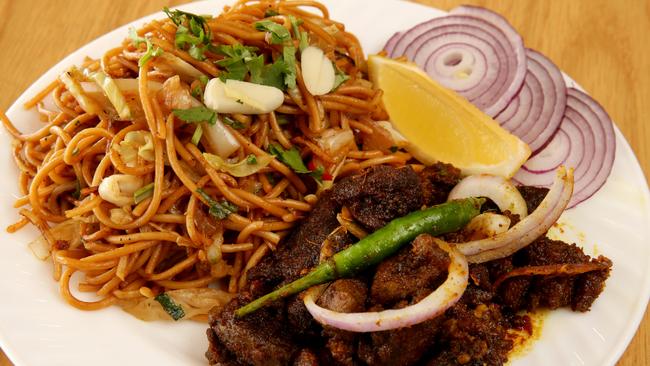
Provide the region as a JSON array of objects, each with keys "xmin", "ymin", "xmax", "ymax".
[
  {"xmin": 384, "ymin": 6, "xmax": 526, "ymax": 117},
  {"xmin": 455, "ymin": 167, "xmax": 573, "ymax": 263},
  {"xmin": 514, "ymin": 88, "xmax": 615, "ymax": 207},
  {"xmin": 496, "ymin": 49, "xmax": 567, "ymax": 154},
  {"xmin": 303, "ymin": 240, "xmax": 468, "ymax": 332}
]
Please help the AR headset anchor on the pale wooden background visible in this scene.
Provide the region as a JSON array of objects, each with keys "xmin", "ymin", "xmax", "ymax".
[{"xmin": 0, "ymin": 0, "xmax": 647, "ymax": 365}]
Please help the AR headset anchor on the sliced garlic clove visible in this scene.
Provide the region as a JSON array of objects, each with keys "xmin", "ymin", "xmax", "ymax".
[
  {"xmin": 203, "ymin": 119, "xmax": 241, "ymax": 158},
  {"xmin": 301, "ymin": 46, "xmax": 335, "ymax": 96},
  {"xmin": 98, "ymin": 174, "xmax": 144, "ymax": 207},
  {"xmin": 204, "ymin": 78, "xmax": 284, "ymax": 114}
]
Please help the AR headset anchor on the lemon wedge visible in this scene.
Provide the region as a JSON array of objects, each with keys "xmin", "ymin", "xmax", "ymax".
[{"xmin": 368, "ymin": 55, "xmax": 531, "ymax": 178}]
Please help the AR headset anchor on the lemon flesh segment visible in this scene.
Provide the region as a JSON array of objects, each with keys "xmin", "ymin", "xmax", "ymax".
[{"xmin": 368, "ymin": 55, "xmax": 531, "ymax": 178}]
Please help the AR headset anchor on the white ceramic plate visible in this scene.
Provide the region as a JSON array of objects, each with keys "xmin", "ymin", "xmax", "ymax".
[{"xmin": 1, "ymin": 1, "xmax": 648, "ymax": 365}]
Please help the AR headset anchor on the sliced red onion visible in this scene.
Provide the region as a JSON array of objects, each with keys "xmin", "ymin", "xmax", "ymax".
[
  {"xmin": 496, "ymin": 49, "xmax": 567, "ymax": 154},
  {"xmin": 455, "ymin": 167, "xmax": 573, "ymax": 263},
  {"xmin": 304, "ymin": 240, "xmax": 468, "ymax": 332},
  {"xmin": 514, "ymin": 88, "xmax": 615, "ymax": 207},
  {"xmin": 448, "ymin": 174, "xmax": 528, "ymax": 218},
  {"xmin": 384, "ymin": 6, "xmax": 526, "ymax": 117}
]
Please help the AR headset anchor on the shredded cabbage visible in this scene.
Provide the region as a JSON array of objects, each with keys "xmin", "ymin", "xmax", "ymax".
[
  {"xmin": 28, "ymin": 219, "xmax": 81, "ymax": 260},
  {"xmin": 119, "ymin": 288, "xmax": 234, "ymax": 321},
  {"xmin": 59, "ymin": 67, "xmax": 104, "ymax": 116},
  {"xmin": 87, "ymin": 70, "xmax": 133, "ymax": 120},
  {"xmin": 159, "ymin": 53, "xmax": 206, "ymax": 82},
  {"xmin": 203, "ymin": 152, "xmax": 272, "ymax": 177}
]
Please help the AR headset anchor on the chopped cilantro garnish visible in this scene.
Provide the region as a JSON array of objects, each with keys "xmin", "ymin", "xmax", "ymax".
[
  {"xmin": 308, "ymin": 165, "xmax": 324, "ymax": 182},
  {"xmin": 289, "ymin": 16, "xmax": 309, "ymax": 51},
  {"xmin": 216, "ymin": 44, "xmax": 259, "ymax": 81},
  {"xmin": 333, "ymin": 64, "xmax": 350, "ymax": 90},
  {"xmin": 268, "ymin": 144, "xmax": 310, "ymax": 174},
  {"xmin": 222, "ymin": 116, "xmax": 246, "ymax": 129},
  {"xmin": 133, "ymin": 183, "xmax": 155, "ymax": 204},
  {"xmin": 191, "ymin": 85, "xmax": 203, "ymax": 100},
  {"xmin": 196, "ymin": 188, "xmax": 238, "ymax": 219},
  {"xmin": 154, "ymin": 293, "xmax": 185, "ymax": 321},
  {"xmin": 282, "ymin": 46, "xmax": 297, "ymax": 89},
  {"xmin": 255, "ymin": 20, "xmax": 291, "ymax": 44},
  {"xmin": 130, "ymin": 27, "xmax": 164, "ymax": 67},
  {"xmin": 264, "ymin": 9, "xmax": 279, "ymax": 17},
  {"xmin": 246, "ymin": 154, "xmax": 257, "ymax": 165},
  {"xmin": 199, "ymin": 74, "xmax": 209, "ymax": 85},
  {"xmin": 191, "ymin": 124, "xmax": 203, "ymax": 145},
  {"xmin": 172, "ymin": 106, "xmax": 217, "ymax": 125},
  {"xmin": 163, "ymin": 7, "xmax": 212, "ymax": 61}
]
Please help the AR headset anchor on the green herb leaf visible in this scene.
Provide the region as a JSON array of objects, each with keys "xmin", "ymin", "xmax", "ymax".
[
  {"xmin": 222, "ymin": 116, "xmax": 246, "ymax": 129},
  {"xmin": 246, "ymin": 154, "xmax": 257, "ymax": 165},
  {"xmin": 260, "ymin": 60, "xmax": 288, "ymax": 89},
  {"xmin": 289, "ymin": 16, "xmax": 309, "ymax": 51},
  {"xmin": 308, "ymin": 165, "xmax": 324, "ymax": 182},
  {"xmin": 282, "ymin": 46, "xmax": 297, "ymax": 89},
  {"xmin": 264, "ymin": 9, "xmax": 279, "ymax": 17},
  {"xmin": 255, "ymin": 20, "xmax": 291, "ymax": 44},
  {"xmin": 133, "ymin": 183, "xmax": 155, "ymax": 204},
  {"xmin": 154, "ymin": 293, "xmax": 185, "ymax": 321},
  {"xmin": 129, "ymin": 28, "xmax": 146, "ymax": 47},
  {"xmin": 199, "ymin": 75, "xmax": 209, "ymax": 85},
  {"xmin": 191, "ymin": 85, "xmax": 203, "ymax": 100},
  {"xmin": 247, "ymin": 55, "xmax": 265, "ymax": 84},
  {"xmin": 276, "ymin": 114, "xmax": 290, "ymax": 125},
  {"xmin": 163, "ymin": 7, "xmax": 211, "ymax": 61},
  {"xmin": 139, "ymin": 39, "xmax": 164, "ymax": 67},
  {"xmin": 268, "ymin": 144, "xmax": 310, "ymax": 174},
  {"xmin": 196, "ymin": 188, "xmax": 238, "ymax": 219},
  {"xmin": 216, "ymin": 44, "xmax": 259, "ymax": 81},
  {"xmin": 389, "ymin": 146, "xmax": 399, "ymax": 153},
  {"xmin": 191, "ymin": 124, "xmax": 203, "ymax": 145},
  {"xmin": 172, "ymin": 106, "xmax": 217, "ymax": 125},
  {"xmin": 333, "ymin": 64, "xmax": 350, "ymax": 90}
]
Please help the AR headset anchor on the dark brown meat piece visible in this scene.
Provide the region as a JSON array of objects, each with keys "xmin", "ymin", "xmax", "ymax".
[
  {"xmin": 495, "ymin": 237, "xmax": 611, "ymax": 312},
  {"xmin": 209, "ymin": 297, "xmax": 298, "ymax": 366},
  {"xmin": 425, "ymin": 302, "xmax": 512, "ymax": 366},
  {"xmin": 318, "ymin": 279, "xmax": 368, "ymax": 313},
  {"xmin": 371, "ymin": 234, "xmax": 450, "ymax": 305},
  {"xmin": 318, "ymin": 279, "xmax": 368, "ymax": 366},
  {"xmin": 331, "ymin": 165, "xmax": 422, "ymax": 231},
  {"xmin": 418, "ymin": 162, "xmax": 462, "ymax": 206},
  {"xmin": 247, "ymin": 189, "xmax": 344, "ymax": 295},
  {"xmin": 206, "ymin": 328, "xmax": 245, "ymax": 366},
  {"xmin": 293, "ymin": 349, "xmax": 319, "ymax": 366},
  {"xmin": 518, "ymin": 186, "xmax": 549, "ymax": 213},
  {"xmin": 358, "ymin": 305, "xmax": 443, "ymax": 366}
]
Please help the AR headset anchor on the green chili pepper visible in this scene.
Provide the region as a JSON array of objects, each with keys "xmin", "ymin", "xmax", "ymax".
[{"xmin": 235, "ymin": 197, "xmax": 484, "ymax": 317}]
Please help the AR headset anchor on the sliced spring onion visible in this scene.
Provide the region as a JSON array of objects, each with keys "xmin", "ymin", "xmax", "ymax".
[
  {"xmin": 154, "ymin": 293, "xmax": 186, "ymax": 321},
  {"xmin": 191, "ymin": 124, "xmax": 203, "ymax": 145},
  {"xmin": 133, "ymin": 183, "xmax": 155, "ymax": 204},
  {"xmin": 196, "ymin": 189, "xmax": 238, "ymax": 219}
]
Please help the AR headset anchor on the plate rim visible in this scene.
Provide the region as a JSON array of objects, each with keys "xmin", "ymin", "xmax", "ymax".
[{"xmin": 1, "ymin": 1, "xmax": 649, "ymax": 365}]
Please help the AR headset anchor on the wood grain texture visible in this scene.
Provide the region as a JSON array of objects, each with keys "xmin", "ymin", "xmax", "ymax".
[{"xmin": 0, "ymin": 0, "xmax": 647, "ymax": 365}]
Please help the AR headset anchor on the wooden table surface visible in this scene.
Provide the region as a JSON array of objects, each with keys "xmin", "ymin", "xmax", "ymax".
[{"xmin": 0, "ymin": 0, "xmax": 647, "ymax": 365}]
